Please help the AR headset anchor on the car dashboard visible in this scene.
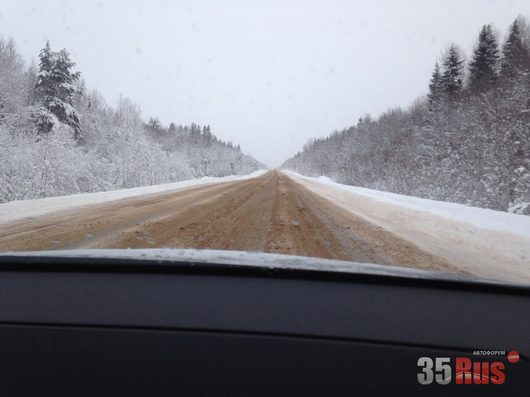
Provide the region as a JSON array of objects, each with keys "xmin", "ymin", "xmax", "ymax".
[{"xmin": 0, "ymin": 249, "xmax": 528, "ymax": 396}]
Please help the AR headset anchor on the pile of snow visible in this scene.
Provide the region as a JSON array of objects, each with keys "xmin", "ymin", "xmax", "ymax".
[
  {"xmin": 0, "ymin": 170, "xmax": 267, "ymax": 226},
  {"xmin": 285, "ymin": 171, "xmax": 530, "ymax": 284},
  {"xmin": 509, "ymin": 202, "xmax": 530, "ymax": 215}
]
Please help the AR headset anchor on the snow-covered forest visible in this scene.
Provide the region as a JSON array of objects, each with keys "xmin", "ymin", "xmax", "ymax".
[
  {"xmin": 282, "ymin": 17, "xmax": 530, "ymax": 214},
  {"xmin": 0, "ymin": 39, "xmax": 263, "ymax": 203}
]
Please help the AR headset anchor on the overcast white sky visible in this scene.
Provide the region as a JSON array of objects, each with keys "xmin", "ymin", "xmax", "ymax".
[{"xmin": 1, "ymin": 0, "xmax": 529, "ymax": 167}]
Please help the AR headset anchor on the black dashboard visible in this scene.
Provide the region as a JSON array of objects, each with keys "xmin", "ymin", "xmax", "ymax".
[{"xmin": 0, "ymin": 250, "xmax": 528, "ymax": 396}]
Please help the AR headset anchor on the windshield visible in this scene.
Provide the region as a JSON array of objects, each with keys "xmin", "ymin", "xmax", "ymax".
[{"xmin": 0, "ymin": 1, "xmax": 529, "ymax": 286}]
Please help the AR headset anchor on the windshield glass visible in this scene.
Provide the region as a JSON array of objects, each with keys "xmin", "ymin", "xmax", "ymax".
[{"xmin": 0, "ymin": 1, "xmax": 529, "ymax": 285}]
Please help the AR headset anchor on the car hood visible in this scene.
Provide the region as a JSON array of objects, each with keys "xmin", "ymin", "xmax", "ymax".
[{"xmin": 0, "ymin": 248, "xmax": 518, "ymax": 288}]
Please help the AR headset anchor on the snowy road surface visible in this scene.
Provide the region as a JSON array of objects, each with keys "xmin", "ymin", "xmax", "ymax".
[{"xmin": 1, "ymin": 170, "xmax": 529, "ymax": 284}]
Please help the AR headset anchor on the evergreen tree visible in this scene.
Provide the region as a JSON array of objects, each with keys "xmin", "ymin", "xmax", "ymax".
[
  {"xmin": 34, "ymin": 42, "xmax": 54, "ymax": 100},
  {"xmin": 428, "ymin": 62, "xmax": 443, "ymax": 109},
  {"xmin": 202, "ymin": 125, "xmax": 212, "ymax": 142},
  {"xmin": 440, "ymin": 45, "xmax": 465, "ymax": 96},
  {"xmin": 468, "ymin": 24, "xmax": 500, "ymax": 91},
  {"xmin": 501, "ymin": 18, "xmax": 529, "ymax": 78},
  {"xmin": 35, "ymin": 42, "xmax": 83, "ymax": 139}
]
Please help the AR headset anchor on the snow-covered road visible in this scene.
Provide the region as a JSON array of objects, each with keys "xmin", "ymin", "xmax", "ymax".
[
  {"xmin": 0, "ymin": 170, "xmax": 267, "ymax": 225},
  {"xmin": 1, "ymin": 169, "xmax": 529, "ymax": 284}
]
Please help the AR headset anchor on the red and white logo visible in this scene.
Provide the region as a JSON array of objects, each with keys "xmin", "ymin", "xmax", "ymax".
[
  {"xmin": 507, "ymin": 351, "xmax": 519, "ymax": 364},
  {"xmin": 417, "ymin": 350, "xmax": 519, "ymax": 386}
]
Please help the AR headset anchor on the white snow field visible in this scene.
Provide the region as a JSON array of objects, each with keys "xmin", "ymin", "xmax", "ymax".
[
  {"xmin": 285, "ymin": 171, "xmax": 530, "ymax": 284},
  {"xmin": 0, "ymin": 170, "xmax": 267, "ymax": 225}
]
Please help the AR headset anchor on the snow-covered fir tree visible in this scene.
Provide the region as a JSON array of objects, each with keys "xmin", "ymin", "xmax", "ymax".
[
  {"xmin": 468, "ymin": 25, "xmax": 500, "ymax": 91},
  {"xmin": 501, "ymin": 18, "xmax": 529, "ymax": 79},
  {"xmin": 428, "ymin": 62, "xmax": 443, "ymax": 110},
  {"xmin": 440, "ymin": 44, "xmax": 465, "ymax": 96},
  {"xmin": 34, "ymin": 41, "xmax": 83, "ymax": 139}
]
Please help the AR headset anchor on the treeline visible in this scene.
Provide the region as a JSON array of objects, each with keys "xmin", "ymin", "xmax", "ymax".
[
  {"xmin": 282, "ymin": 17, "xmax": 530, "ymax": 214},
  {"xmin": 0, "ymin": 38, "xmax": 263, "ymax": 203}
]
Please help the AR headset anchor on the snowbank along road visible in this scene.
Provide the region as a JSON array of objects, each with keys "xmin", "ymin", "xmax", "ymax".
[
  {"xmin": 0, "ymin": 171, "xmax": 460, "ymax": 274},
  {"xmin": 2, "ymin": 170, "xmax": 530, "ymax": 284}
]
